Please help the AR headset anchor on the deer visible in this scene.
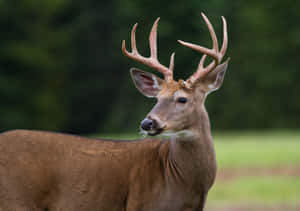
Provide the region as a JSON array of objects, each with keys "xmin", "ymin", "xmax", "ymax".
[{"xmin": 0, "ymin": 13, "xmax": 229, "ymax": 211}]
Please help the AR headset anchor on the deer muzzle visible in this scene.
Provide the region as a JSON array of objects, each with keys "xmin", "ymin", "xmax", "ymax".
[{"xmin": 140, "ymin": 117, "xmax": 164, "ymax": 136}]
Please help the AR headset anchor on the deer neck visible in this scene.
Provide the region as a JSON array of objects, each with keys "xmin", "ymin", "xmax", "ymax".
[{"xmin": 166, "ymin": 105, "xmax": 217, "ymax": 189}]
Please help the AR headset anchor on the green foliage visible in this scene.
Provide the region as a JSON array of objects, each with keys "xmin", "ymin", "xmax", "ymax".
[
  {"xmin": 0, "ymin": 0, "xmax": 299, "ymax": 133},
  {"xmin": 0, "ymin": 0, "xmax": 72, "ymax": 131}
]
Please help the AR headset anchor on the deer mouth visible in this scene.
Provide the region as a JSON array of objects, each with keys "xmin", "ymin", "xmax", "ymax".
[{"xmin": 147, "ymin": 127, "xmax": 164, "ymax": 136}]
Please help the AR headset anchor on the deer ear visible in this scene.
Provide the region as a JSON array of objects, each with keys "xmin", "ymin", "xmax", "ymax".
[
  {"xmin": 130, "ymin": 68, "xmax": 164, "ymax": 98},
  {"xmin": 202, "ymin": 58, "xmax": 230, "ymax": 93}
]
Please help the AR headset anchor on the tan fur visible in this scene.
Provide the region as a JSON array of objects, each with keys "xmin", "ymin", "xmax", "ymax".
[{"xmin": 158, "ymin": 80, "xmax": 181, "ymax": 98}]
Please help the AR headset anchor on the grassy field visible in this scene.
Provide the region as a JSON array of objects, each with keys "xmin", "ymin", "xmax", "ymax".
[
  {"xmin": 96, "ymin": 131, "xmax": 300, "ymax": 211},
  {"xmin": 207, "ymin": 131, "xmax": 300, "ymax": 211}
]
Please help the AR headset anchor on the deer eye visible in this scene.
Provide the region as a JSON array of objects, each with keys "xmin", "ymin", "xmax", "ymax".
[{"xmin": 177, "ymin": 97, "xmax": 188, "ymax": 104}]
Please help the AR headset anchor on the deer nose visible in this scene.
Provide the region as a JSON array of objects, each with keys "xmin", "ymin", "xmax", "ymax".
[{"xmin": 141, "ymin": 118, "xmax": 154, "ymax": 131}]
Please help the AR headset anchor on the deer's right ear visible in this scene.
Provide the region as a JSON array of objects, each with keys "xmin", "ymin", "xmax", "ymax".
[{"xmin": 130, "ymin": 68, "xmax": 164, "ymax": 98}]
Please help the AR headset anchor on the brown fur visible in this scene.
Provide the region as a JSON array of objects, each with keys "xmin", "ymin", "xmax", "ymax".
[{"xmin": 0, "ymin": 127, "xmax": 215, "ymax": 211}]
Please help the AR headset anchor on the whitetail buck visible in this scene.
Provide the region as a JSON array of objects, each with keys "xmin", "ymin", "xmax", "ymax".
[{"xmin": 0, "ymin": 13, "xmax": 229, "ymax": 211}]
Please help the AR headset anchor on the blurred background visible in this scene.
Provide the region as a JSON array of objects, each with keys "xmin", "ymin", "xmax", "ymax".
[
  {"xmin": 0, "ymin": 0, "xmax": 299, "ymax": 134},
  {"xmin": 0, "ymin": 0, "xmax": 299, "ymax": 210}
]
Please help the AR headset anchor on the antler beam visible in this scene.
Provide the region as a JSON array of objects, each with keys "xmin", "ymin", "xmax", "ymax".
[{"xmin": 122, "ymin": 18, "xmax": 175, "ymax": 82}]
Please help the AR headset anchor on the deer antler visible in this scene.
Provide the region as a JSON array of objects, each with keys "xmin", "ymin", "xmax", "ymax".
[
  {"xmin": 178, "ymin": 13, "xmax": 228, "ymax": 88},
  {"xmin": 122, "ymin": 18, "xmax": 175, "ymax": 82}
]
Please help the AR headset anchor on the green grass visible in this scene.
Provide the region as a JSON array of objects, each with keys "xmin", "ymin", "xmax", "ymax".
[
  {"xmin": 211, "ymin": 131, "xmax": 300, "ymax": 204},
  {"xmin": 213, "ymin": 131, "xmax": 300, "ymax": 168},
  {"xmin": 208, "ymin": 176, "xmax": 300, "ymax": 204}
]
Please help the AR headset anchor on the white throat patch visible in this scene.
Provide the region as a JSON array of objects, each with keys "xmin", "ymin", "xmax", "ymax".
[{"xmin": 161, "ymin": 130, "xmax": 196, "ymax": 140}]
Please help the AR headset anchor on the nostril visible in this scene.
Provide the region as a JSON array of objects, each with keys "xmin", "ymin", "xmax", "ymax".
[{"xmin": 141, "ymin": 119, "xmax": 153, "ymax": 131}]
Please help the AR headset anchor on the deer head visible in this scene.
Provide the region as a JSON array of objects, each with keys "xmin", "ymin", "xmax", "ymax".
[{"xmin": 122, "ymin": 13, "xmax": 229, "ymax": 136}]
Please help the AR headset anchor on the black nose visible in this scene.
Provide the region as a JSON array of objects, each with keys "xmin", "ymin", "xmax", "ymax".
[{"xmin": 141, "ymin": 118, "xmax": 153, "ymax": 131}]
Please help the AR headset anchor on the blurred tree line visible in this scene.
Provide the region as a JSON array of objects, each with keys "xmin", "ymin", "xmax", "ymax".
[{"xmin": 0, "ymin": 0, "xmax": 299, "ymax": 134}]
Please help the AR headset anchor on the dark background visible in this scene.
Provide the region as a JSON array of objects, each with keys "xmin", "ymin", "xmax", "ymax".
[{"xmin": 0, "ymin": 0, "xmax": 299, "ymax": 134}]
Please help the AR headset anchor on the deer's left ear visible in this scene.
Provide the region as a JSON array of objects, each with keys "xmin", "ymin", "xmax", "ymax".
[
  {"xmin": 202, "ymin": 58, "xmax": 230, "ymax": 93},
  {"xmin": 130, "ymin": 68, "xmax": 164, "ymax": 98}
]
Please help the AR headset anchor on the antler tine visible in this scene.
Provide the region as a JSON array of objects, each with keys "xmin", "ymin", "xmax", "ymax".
[
  {"xmin": 122, "ymin": 18, "xmax": 174, "ymax": 82},
  {"xmin": 130, "ymin": 23, "xmax": 138, "ymax": 53},
  {"xmin": 169, "ymin": 52, "xmax": 175, "ymax": 73},
  {"xmin": 178, "ymin": 13, "xmax": 228, "ymax": 86},
  {"xmin": 201, "ymin": 13, "xmax": 219, "ymax": 56},
  {"xmin": 220, "ymin": 16, "xmax": 228, "ymax": 57},
  {"xmin": 149, "ymin": 18, "xmax": 159, "ymax": 59},
  {"xmin": 122, "ymin": 23, "xmax": 140, "ymax": 58}
]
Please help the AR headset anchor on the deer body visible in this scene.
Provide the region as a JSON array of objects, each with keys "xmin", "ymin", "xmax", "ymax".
[
  {"xmin": 0, "ymin": 128, "xmax": 215, "ymax": 211},
  {"xmin": 0, "ymin": 13, "xmax": 228, "ymax": 211}
]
